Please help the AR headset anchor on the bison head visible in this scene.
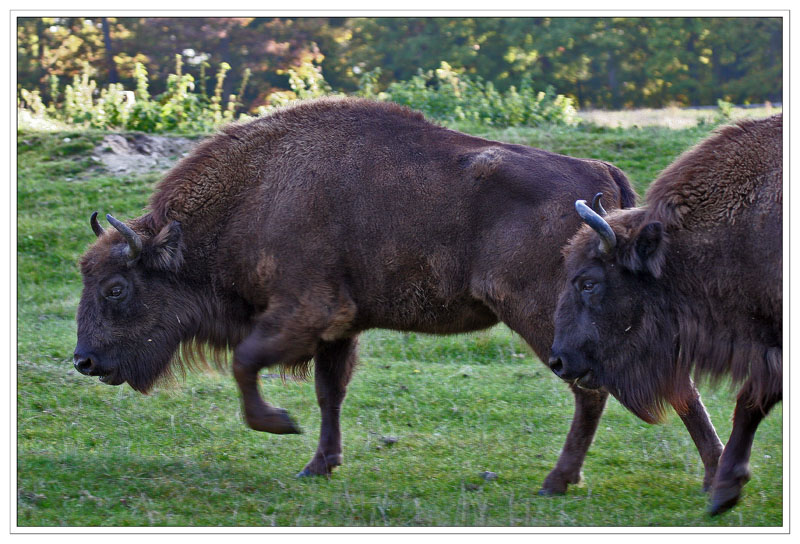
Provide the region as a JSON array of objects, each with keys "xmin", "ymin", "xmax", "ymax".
[
  {"xmin": 548, "ymin": 195, "xmax": 692, "ymax": 423},
  {"xmin": 74, "ymin": 212, "xmax": 188, "ymax": 393}
]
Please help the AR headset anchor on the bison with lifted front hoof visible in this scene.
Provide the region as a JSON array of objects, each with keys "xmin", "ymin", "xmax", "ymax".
[
  {"xmin": 75, "ymin": 97, "xmax": 722, "ymax": 494},
  {"xmin": 551, "ymin": 114, "xmax": 782, "ymax": 515}
]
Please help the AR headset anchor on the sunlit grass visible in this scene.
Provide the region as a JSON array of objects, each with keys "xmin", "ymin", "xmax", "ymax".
[{"xmin": 576, "ymin": 105, "xmax": 781, "ymax": 129}]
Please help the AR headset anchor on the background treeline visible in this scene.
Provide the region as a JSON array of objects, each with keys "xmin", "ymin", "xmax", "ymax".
[{"xmin": 18, "ymin": 16, "xmax": 782, "ymax": 113}]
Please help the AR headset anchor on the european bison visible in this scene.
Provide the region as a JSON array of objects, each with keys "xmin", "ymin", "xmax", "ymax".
[
  {"xmin": 74, "ymin": 97, "xmax": 721, "ymax": 493},
  {"xmin": 549, "ymin": 114, "xmax": 782, "ymax": 514}
]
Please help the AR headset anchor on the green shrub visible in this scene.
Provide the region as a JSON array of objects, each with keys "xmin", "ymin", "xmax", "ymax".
[
  {"xmin": 384, "ymin": 63, "xmax": 578, "ymax": 127},
  {"xmin": 18, "ymin": 58, "xmax": 579, "ymax": 132},
  {"xmin": 716, "ymin": 98, "xmax": 735, "ymax": 122}
]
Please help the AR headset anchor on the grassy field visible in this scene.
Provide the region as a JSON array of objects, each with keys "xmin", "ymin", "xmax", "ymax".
[{"xmin": 16, "ymin": 114, "xmax": 783, "ymax": 528}]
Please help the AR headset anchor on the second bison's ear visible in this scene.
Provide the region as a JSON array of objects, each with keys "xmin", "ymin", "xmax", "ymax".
[
  {"xmin": 620, "ymin": 221, "xmax": 667, "ymax": 278},
  {"xmin": 143, "ymin": 221, "xmax": 184, "ymax": 273}
]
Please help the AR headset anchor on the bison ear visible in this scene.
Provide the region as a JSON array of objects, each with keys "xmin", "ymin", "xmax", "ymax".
[
  {"xmin": 143, "ymin": 221, "xmax": 184, "ymax": 273},
  {"xmin": 621, "ymin": 221, "xmax": 667, "ymax": 278}
]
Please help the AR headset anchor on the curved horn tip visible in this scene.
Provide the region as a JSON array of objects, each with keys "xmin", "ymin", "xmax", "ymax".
[
  {"xmin": 105, "ymin": 213, "xmax": 143, "ymax": 260},
  {"xmin": 575, "ymin": 199, "xmax": 617, "ymax": 253},
  {"xmin": 90, "ymin": 211, "xmax": 105, "ymax": 237},
  {"xmin": 591, "ymin": 193, "xmax": 607, "ymax": 217}
]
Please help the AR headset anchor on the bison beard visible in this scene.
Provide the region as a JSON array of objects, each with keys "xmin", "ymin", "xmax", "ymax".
[
  {"xmin": 74, "ymin": 96, "xmax": 723, "ymax": 497},
  {"xmin": 600, "ymin": 335, "xmax": 694, "ymax": 426}
]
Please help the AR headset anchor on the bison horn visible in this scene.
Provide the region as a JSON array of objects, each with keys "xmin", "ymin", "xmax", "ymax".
[
  {"xmin": 575, "ymin": 199, "xmax": 617, "ymax": 253},
  {"xmin": 90, "ymin": 211, "xmax": 105, "ymax": 237},
  {"xmin": 591, "ymin": 192, "xmax": 608, "ymax": 217},
  {"xmin": 106, "ymin": 214, "xmax": 142, "ymax": 261}
]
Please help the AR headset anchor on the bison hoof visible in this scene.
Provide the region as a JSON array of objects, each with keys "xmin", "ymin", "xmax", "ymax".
[
  {"xmin": 708, "ymin": 465, "xmax": 750, "ymax": 516},
  {"xmin": 537, "ymin": 480, "xmax": 569, "ymax": 496},
  {"xmin": 245, "ymin": 407, "xmax": 302, "ymax": 434},
  {"xmin": 296, "ymin": 454, "xmax": 343, "ymax": 478},
  {"xmin": 296, "ymin": 468, "xmax": 324, "ymax": 478},
  {"xmin": 537, "ymin": 487, "xmax": 565, "ymax": 497},
  {"xmin": 539, "ymin": 470, "xmax": 581, "ymax": 496},
  {"xmin": 708, "ymin": 486, "xmax": 742, "ymax": 516}
]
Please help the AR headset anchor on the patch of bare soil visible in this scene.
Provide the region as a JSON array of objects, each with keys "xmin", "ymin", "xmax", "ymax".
[{"xmin": 93, "ymin": 133, "xmax": 200, "ymax": 176}]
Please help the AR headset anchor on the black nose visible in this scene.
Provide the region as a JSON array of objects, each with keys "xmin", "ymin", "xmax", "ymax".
[
  {"xmin": 548, "ymin": 355, "xmax": 565, "ymax": 378},
  {"xmin": 73, "ymin": 354, "xmax": 97, "ymax": 376}
]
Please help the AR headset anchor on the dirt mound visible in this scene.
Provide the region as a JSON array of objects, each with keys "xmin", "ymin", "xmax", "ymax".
[{"xmin": 94, "ymin": 133, "xmax": 199, "ymax": 176}]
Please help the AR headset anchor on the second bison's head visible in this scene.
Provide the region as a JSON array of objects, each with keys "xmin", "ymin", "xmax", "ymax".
[
  {"xmin": 74, "ymin": 212, "xmax": 188, "ymax": 393},
  {"xmin": 548, "ymin": 196, "xmax": 692, "ymax": 423}
]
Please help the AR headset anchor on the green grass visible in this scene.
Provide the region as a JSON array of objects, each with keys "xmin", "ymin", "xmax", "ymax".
[{"xmin": 16, "ymin": 119, "xmax": 783, "ymax": 527}]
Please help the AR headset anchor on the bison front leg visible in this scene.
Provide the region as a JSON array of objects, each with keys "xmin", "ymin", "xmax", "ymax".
[
  {"xmin": 673, "ymin": 381, "xmax": 723, "ymax": 492},
  {"xmin": 233, "ymin": 328, "xmax": 307, "ymax": 435},
  {"xmin": 297, "ymin": 337, "xmax": 358, "ymax": 477},
  {"xmin": 539, "ymin": 384, "xmax": 608, "ymax": 495},
  {"xmin": 708, "ymin": 383, "xmax": 780, "ymax": 516}
]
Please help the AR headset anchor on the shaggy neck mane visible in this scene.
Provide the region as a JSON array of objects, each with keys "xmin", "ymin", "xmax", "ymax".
[
  {"xmin": 145, "ymin": 125, "xmax": 275, "ymax": 233},
  {"xmin": 129, "ymin": 124, "xmax": 268, "ymax": 384}
]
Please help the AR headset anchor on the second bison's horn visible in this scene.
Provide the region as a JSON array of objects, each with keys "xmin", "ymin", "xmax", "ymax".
[
  {"xmin": 591, "ymin": 192, "xmax": 608, "ymax": 217},
  {"xmin": 106, "ymin": 214, "xmax": 142, "ymax": 261},
  {"xmin": 90, "ymin": 211, "xmax": 105, "ymax": 237},
  {"xmin": 575, "ymin": 199, "xmax": 617, "ymax": 253}
]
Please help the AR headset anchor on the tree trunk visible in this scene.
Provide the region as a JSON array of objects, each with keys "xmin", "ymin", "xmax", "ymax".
[
  {"xmin": 35, "ymin": 18, "xmax": 47, "ymax": 91},
  {"xmin": 101, "ymin": 18, "xmax": 118, "ymax": 83},
  {"xmin": 607, "ymin": 54, "xmax": 620, "ymax": 109}
]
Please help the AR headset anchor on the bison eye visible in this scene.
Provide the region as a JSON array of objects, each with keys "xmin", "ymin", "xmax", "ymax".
[
  {"xmin": 104, "ymin": 283, "xmax": 126, "ymax": 300},
  {"xmin": 577, "ymin": 277, "xmax": 605, "ymax": 308}
]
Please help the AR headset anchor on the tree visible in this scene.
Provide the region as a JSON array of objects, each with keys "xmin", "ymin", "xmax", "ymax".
[{"xmin": 16, "ymin": 16, "xmax": 784, "ymax": 111}]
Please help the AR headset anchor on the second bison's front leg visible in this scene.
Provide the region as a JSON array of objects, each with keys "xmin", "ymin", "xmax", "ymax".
[
  {"xmin": 539, "ymin": 384, "xmax": 608, "ymax": 495},
  {"xmin": 673, "ymin": 380, "xmax": 723, "ymax": 492},
  {"xmin": 708, "ymin": 383, "xmax": 780, "ymax": 516}
]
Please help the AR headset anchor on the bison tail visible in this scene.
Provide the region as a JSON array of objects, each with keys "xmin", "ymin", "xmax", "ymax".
[{"xmin": 606, "ymin": 162, "xmax": 638, "ymax": 209}]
